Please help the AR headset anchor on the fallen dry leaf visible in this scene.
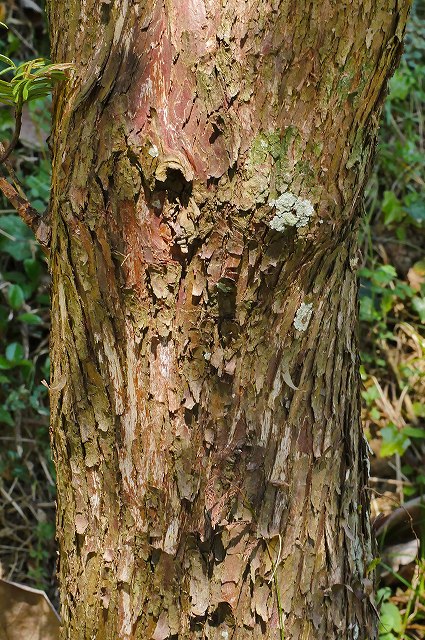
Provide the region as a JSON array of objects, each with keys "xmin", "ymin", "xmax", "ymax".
[{"xmin": 0, "ymin": 579, "xmax": 60, "ymax": 640}]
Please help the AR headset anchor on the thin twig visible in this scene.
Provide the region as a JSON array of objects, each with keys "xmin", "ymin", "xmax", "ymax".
[
  {"xmin": 0, "ymin": 486, "xmax": 28, "ymax": 521},
  {"xmin": 0, "ymin": 150, "xmax": 28, "ymax": 201},
  {"xmin": 0, "ymin": 102, "xmax": 23, "ymax": 164},
  {"xmin": 0, "ymin": 176, "xmax": 50, "ymax": 254},
  {"xmin": 0, "ymin": 105, "xmax": 51, "ymax": 254}
]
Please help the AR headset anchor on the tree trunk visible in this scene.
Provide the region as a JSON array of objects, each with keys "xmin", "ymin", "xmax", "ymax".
[{"xmin": 45, "ymin": 1, "xmax": 410, "ymax": 638}]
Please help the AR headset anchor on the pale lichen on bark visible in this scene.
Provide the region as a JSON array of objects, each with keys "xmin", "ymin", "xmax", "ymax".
[
  {"xmin": 268, "ymin": 192, "xmax": 315, "ymax": 231},
  {"xmin": 293, "ymin": 302, "xmax": 314, "ymax": 332}
]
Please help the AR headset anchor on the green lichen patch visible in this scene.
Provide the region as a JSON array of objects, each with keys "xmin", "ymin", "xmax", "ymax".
[{"xmin": 249, "ymin": 130, "xmax": 282, "ymax": 165}]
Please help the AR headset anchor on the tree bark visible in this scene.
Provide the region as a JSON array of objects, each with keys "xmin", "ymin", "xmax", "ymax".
[{"xmin": 45, "ymin": 1, "xmax": 410, "ymax": 638}]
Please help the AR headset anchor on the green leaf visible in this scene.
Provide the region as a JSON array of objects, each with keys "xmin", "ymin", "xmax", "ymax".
[
  {"xmin": 3, "ymin": 271, "xmax": 26, "ymax": 284},
  {"xmin": 382, "ymin": 191, "xmax": 404, "ymax": 225},
  {"xmin": 370, "ymin": 407, "xmax": 381, "ymax": 421},
  {"xmin": 0, "ymin": 65, "xmax": 15, "ymax": 77},
  {"xmin": 0, "ymin": 87, "xmax": 13, "ymax": 105},
  {"xmin": 360, "ymin": 296, "xmax": 377, "ymax": 323},
  {"xmin": 0, "ymin": 407, "xmax": 14, "ymax": 426},
  {"xmin": 361, "ymin": 385, "xmax": 380, "ymax": 405},
  {"xmin": 7, "ymin": 284, "xmax": 25, "ymax": 310},
  {"xmin": 0, "ymin": 215, "xmax": 34, "ymax": 260},
  {"xmin": 23, "ymin": 258, "xmax": 42, "ymax": 281},
  {"xmin": 388, "ymin": 68, "xmax": 414, "ymax": 101},
  {"xmin": 12, "ymin": 77, "xmax": 26, "ymax": 97},
  {"xmin": 5, "ymin": 342, "xmax": 24, "ymax": 362},
  {"xmin": 402, "ymin": 426, "xmax": 425, "ymax": 439},
  {"xmin": 381, "ymin": 291, "xmax": 395, "ymax": 316},
  {"xmin": 0, "ymin": 54, "xmax": 14, "ymax": 68},
  {"xmin": 412, "ymin": 296, "xmax": 425, "ymax": 322},
  {"xmin": 372, "ymin": 265, "xmax": 397, "ymax": 286},
  {"xmin": 17, "ymin": 313, "xmax": 43, "ymax": 325},
  {"xmin": 406, "ymin": 200, "xmax": 425, "ymax": 223},
  {"xmin": 403, "ymin": 485, "xmax": 416, "ymax": 497},
  {"xmin": 413, "ymin": 402, "xmax": 425, "ymax": 418},
  {"xmin": 22, "ymin": 80, "xmax": 29, "ymax": 101},
  {"xmin": 377, "ymin": 587, "xmax": 392, "ymax": 604},
  {"xmin": 367, "ymin": 557, "xmax": 381, "ymax": 573},
  {"xmin": 380, "ymin": 424, "xmax": 410, "ymax": 457},
  {"xmin": 31, "ymin": 199, "xmax": 46, "ymax": 213},
  {"xmin": 0, "ymin": 356, "xmax": 15, "ymax": 370},
  {"xmin": 379, "ymin": 602, "xmax": 402, "ymax": 634},
  {"xmin": 0, "ymin": 58, "xmax": 72, "ymax": 108}
]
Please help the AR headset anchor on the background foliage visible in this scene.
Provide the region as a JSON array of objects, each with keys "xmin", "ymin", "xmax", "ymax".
[
  {"xmin": 0, "ymin": 0, "xmax": 55, "ymax": 600},
  {"xmin": 359, "ymin": 3, "xmax": 425, "ymax": 637},
  {"xmin": 0, "ymin": 0, "xmax": 424, "ymax": 633}
]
